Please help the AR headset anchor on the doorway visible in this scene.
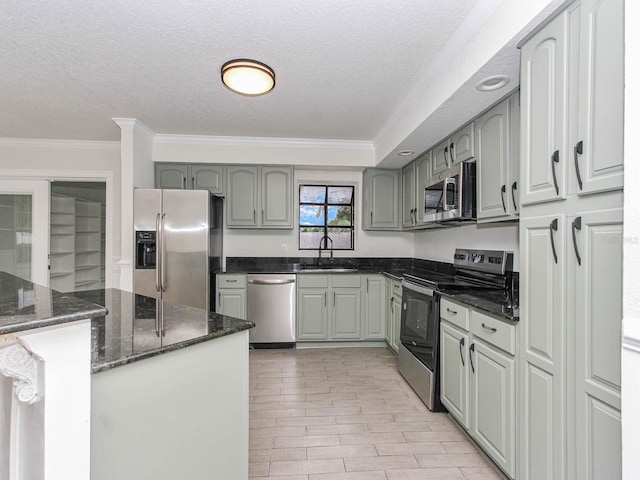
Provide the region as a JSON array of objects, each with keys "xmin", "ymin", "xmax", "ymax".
[{"xmin": 49, "ymin": 181, "xmax": 106, "ymax": 292}]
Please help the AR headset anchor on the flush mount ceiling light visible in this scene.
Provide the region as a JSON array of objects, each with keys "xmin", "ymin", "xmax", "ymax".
[
  {"xmin": 475, "ymin": 75, "xmax": 510, "ymax": 92},
  {"xmin": 398, "ymin": 150, "xmax": 415, "ymax": 156},
  {"xmin": 221, "ymin": 59, "xmax": 275, "ymax": 96}
]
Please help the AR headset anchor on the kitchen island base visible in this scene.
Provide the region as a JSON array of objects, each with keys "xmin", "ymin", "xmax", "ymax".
[{"xmin": 91, "ymin": 329, "xmax": 249, "ymax": 480}]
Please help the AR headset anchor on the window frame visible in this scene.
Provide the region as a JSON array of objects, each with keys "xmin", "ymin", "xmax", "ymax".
[{"xmin": 298, "ymin": 184, "xmax": 355, "ymax": 251}]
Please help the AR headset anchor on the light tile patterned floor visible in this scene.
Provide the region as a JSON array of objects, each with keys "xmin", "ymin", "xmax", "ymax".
[{"xmin": 249, "ymin": 347, "xmax": 503, "ymax": 479}]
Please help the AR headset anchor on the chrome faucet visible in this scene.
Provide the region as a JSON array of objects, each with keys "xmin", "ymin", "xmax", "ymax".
[{"xmin": 318, "ymin": 235, "xmax": 333, "ymax": 265}]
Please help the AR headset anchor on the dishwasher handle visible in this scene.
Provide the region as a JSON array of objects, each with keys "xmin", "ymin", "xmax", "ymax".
[{"xmin": 248, "ymin": 278, "xmax": 296, "ymax": 285}]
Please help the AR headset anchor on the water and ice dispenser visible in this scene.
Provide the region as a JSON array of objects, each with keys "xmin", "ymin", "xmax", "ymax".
[{"xmin": 135, "ymin": 231, "xmax": 156, "ymax": 269}]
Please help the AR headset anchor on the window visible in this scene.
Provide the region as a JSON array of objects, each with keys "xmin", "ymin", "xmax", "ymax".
[{"xmin": 299, "ymin": 185, "xmax": 354, "ymax": 250}]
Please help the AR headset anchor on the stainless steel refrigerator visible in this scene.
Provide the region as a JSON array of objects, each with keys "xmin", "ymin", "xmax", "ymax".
[{"xmin": 133, "ymin": 189, "xmax": 223, "ymax": 310}]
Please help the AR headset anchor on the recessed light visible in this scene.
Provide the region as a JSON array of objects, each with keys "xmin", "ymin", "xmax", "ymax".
[
  {"xmin": 398, "ymin": 150, "xmax": 414, "ymax": 156},
  {"xmin": 475, "ymin": 75, "xmax": 510, "ymax": 92},
  {"xmin": 221, "ymin": 59, "xmax": 275, "ymax": 96}
]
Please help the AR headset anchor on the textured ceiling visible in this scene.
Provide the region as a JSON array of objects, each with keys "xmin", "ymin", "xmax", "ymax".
[{"xmin": 0, "ymin": 0, "xmax": 479, "ymax": 142}]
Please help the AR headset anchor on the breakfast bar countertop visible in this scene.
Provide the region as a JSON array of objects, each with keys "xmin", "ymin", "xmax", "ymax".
[
  {"xmin": 0, "ymin": 271, "xmax": 108, "ymax": 335},
  {"xmin": 72, "ymin": 288, "xmax": 254, "ymax": 373}
]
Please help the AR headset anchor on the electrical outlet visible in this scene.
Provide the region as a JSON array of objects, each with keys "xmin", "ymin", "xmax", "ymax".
[{"xmin": 281, "ymin": 243, "xmax": 289, "ymax": 253}]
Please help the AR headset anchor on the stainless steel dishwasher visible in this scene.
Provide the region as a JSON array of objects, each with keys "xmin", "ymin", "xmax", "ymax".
[{"xmin": 246, "ymin": 274, "xmax": 296, "ymax": 347}]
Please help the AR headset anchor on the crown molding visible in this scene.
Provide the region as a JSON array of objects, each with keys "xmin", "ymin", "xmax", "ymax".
[
  {"xmin": 153, "ymin": 133, "xmax": 374, "ymax": 151},
  {"xmin": 111, "ymin": 118, "xmax": 156, "ymax": 140},
  {"xmin": 0, "ymin": 137, "xmax": 120, "ymax": 150}
]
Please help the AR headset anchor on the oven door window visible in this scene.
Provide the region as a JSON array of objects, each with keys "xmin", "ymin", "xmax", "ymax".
[{"xmin": 400, "ymin": 288, "xmax": 438, "ymax": 371}]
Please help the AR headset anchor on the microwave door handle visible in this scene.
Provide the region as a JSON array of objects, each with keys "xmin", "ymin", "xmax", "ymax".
[{"xmin": 443, "ymin": 177, "xmax": 456, "ymax": 210}]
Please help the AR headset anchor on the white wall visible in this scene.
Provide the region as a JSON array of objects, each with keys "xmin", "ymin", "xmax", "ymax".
[
  {"xmin": 0, "ymin": 138, "xmax": 121, "ymax": 286},
  {"xmin": 413, "ymin": 222, "xmax": 519, "ymax": 270},
  {"xmin": 224, "ymin": 169, "xmax": 414, "ymax": 259},
  {"xmin": 623, "ymin": 1, "xmax": 640, "ymax": 477},
  {"xmin": 154, "ymin": 135, "xmax": 375, "ymax": 168}
]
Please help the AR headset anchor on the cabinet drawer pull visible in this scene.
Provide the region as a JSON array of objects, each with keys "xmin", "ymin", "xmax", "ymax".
[
  {"xmin": 574, "ymin": 140, "xmax": 584, "ymax": 190},
  {"xmin": 481, "ymin": 323, "xmax": 497, "ymax": 333},
  {"xmin": 469, "ymin": 343, "xmax": 476, "ymax": 374},
  {"xmin": 446, "ymin": 307, "xmax": 458, "ymax": 315},
  {"xmin": 551, "ymin": 150, "xmax": 560, "ymax": 195},
  {"xmin": 549, "ymin": 218, "xmax": 559, "ymax": 264},
  {"xmin": 226, "ymin": 279, "xmax": 237, "ymax": 283},
  {"xmin": 572, "ymin": 216, "xmax": 582, "ymax": 266}
]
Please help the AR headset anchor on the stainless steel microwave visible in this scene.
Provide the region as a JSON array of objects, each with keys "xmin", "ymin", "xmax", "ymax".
[{"xmin": 423, "ymin": 162, "xmax": 476, "ymax": 223}]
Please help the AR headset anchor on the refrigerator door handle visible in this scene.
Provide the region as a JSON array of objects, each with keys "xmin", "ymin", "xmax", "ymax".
[
  {"xmin": 160, "ymin": 213, "xmax": 167, "ymax": 292},
  {"xmin": 155, "ymin": 213, "xmax": 161, "ymax": 292}
]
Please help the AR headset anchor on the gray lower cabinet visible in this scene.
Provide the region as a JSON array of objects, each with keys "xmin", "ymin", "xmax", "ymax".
[
  {"xmin": 384, "ymin": 277, "xmax": 402, "ymax": 353},
  {"xmin": 226, "ymin": 165, "xmax": 292, "ymax": 228},
  {"xmin": 215, "ymin": 274, "xmax": 247, "ymax": 320},
  {"xmin": 362, "ymin": 169, "xmax": 400, "ymax": 230},
  {"xmin": 155, "ymin": 163, "xmax": 225, "ymax": 195},
  {"xmin": 440, "ymin": 298, "xmax": 516, "ymax": 478},
  {"xmin": 363, "ymin": 275, "xmax": 385, "ymax": 339},
  {"xmin": 297, "ymin": 275, "xmax": 361, "ymax": 342}
]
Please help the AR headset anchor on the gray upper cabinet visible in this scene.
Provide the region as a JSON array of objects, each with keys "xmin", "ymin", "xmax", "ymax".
[
  {"xmin": 432, "ymin": 124, "xmax": 475, "ymax": 175},
  {"xmin": 451, "ymin": 123, "xmax": 475, "ymax": 165},
  {"xmin": 226, "ymin": 165, "xmax": 292, "ymax": 229},
  {"xmin": 414, "ymin": 151, "xmax": 432, "ymax": 227},
  {"xmin": 191, "ymin": 165, "xmax": 225, "ymax": 195},
  {"xmin": 155, "ymin": 164, "xmax": 189, "ymax": 190},
  {"xmin": 574, "ymin": 0, "xmax": 624, "ymax": 196},
  {"xmin": 520, "ymin": 10, "xmax": 571, "ymax": 206},
  {"xmin": 226, "ymin": 166, "xmax": 259, "ymax": 227},
  {"xmin": 155, "ymin": 163, "xmax": 225, "ymax": 195},
  {"xmin": 401, "ymin": 162, "xmax": 416, "ymax": 228},
  {"xmin": 261, "ymin": 167, "xmax": 293, "ymax": 227},
  {"xmin": 476, "ymin": 94, "xmax": 519, "ymax": 222},
  {"xmin": 432, "ymin": 139, "xmax": 451, "ymax": 175},
  {"xmin": 362, "ymin": 169, "xmax": 400, "ymax": 230}
]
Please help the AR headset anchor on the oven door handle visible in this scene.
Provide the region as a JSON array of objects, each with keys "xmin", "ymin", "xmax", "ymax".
[
  {"xmin": 459, "ymin": 337, "xmax": 465, "ymax": 366},
  {"xmin": 401, "ymin": 280, "xmax": 435, "ymax": 297}
]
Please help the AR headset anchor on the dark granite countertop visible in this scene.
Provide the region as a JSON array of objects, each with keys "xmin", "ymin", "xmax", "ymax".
[
  {"xmin": 0, "ymin": 271, "xmax": 108, "ymax": 335},
  {"xmin": 441, "ymin": 290, "xmax": 519, "ymax": 322},
  {"xmin": 72, "ymin": 289, "xmax": 254, "ymax": 374},
  {"xmin": 222, "ymin": 257, "xmax": 518, "ymax": 322}
]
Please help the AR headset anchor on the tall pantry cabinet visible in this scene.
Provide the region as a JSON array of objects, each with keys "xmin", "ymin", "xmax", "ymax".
[{"xmin": 518, "ymin": 0, "xmax": 623, "ymax": 479}]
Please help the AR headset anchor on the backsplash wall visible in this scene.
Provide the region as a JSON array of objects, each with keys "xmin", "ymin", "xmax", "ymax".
[{"xmin": 413, "ymin": 222, "xmax": 519, "ymax": 271}]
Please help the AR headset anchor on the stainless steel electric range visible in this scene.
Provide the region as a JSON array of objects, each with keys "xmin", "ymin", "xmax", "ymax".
[{"xmin": 397, "ymin": 249, "xmax": 514, "ymax": 411}]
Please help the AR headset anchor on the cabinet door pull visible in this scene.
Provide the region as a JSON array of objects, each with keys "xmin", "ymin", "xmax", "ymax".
[
  {"xmin": 549, "ymin": 218, "xmax": 559, "ymax": 264},
  {"xmin": 370, "ymin": 211, "xmax": 373, "ymax": 225},
  {"xmin": 390, "ymin": 297, "xmax": 394, "ymax": 313},
  {"xmin": 551, "ymin": 150, "xmax": 560, "ymax": 195},
  {"xmin": 574, "ymin": 140, "xmax": 584, "ymax": 190},
  {"xmin": 324, "ymin": 292, "xmax": 327, "ymax": 308},
  {"xmin": 449, "ymin": 142, "xmax": 455, "ymax": 164},
  {"xmin": 571, "ymin": 216, "xmax": 582, "ymax": 266},
  {"xmin": 333, "ymin": 291, "xmax": 336, "ymax": 307},
  {"xmin": 469, "ymin": 343, "xmax": 475, "ymax": 374},
  {"xmin": 444, "ymin": 145, "xmax": 449, "ymax": 166},
  {"xmin": 253, "ymin": 210, "xmax": 256, "ymax": 223},
  {"xmin": 218, "ymin": 292, "xmax": 222, "ymax": 308},
  {"xmin": 446, "ymin": 307, "xmax": 457, "ymax": 315},
  {"xmin": 262, "ymin": 209, "xmax": 265, "ymax": 223},
  {"xmin": 366, "ymin": 278, "xmax": 369, "ymax": 293},
  {"xmin": 511, "ymin": 181, "xmax": 518, "ymax": 212},
  {"xmin": 481, "ymin": 323, "xmax": 497, "ymax": 333},
  {"xmin": 459, "ymin": 337, "xmax": 465, "ymax": 366},
  {"xmin": 192, "ymin": 176, "xmax": 195, "ymax": 189},
  {"xmin": 183, "ymin": 177, "xmax": 186, "ymax": 189},
  {"xmin": 500, "ymin": 184, "xmax": 507, "ymax": 212}
]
